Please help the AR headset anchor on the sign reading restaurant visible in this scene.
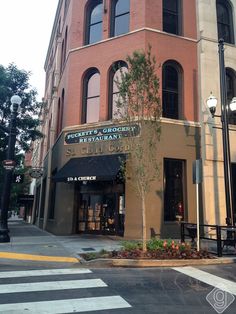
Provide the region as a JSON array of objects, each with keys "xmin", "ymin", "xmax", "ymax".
[{"xmin": 65, "ymin": 124, "xmax": 140, "ymax": 144}]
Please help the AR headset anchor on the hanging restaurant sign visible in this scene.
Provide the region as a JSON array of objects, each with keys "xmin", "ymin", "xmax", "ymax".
[
  {"xmin": 2, "ymin": 160, "xmax": 16, "ymax": 170},
  {"xmin": 29, "ymin": 167, "xmax": 44, "ymax": 179},
  {"xmin": 64, "ymin": 124, "xmax": 140, "ymax": 145}
]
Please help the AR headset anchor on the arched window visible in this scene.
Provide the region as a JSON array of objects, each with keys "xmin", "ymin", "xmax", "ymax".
[
  {"xmin": 110, "ymin": 0, "xmax": 130, "ymax": 37},
  {"xmin": 163, "ymin": 0, "xmax": 181, "ymax": 35},
  {"xmin": 162, "ymin": 61, "xmax": 183, "ymax": 119},
  {"xmin": 109, "ymin": 61, "xmax": 128, "ymax": 119},
  {"xmin": 226, "ymin": 68, "xmax": 236, "ymax": 124},
  {"xmin": 216, "ymin": 0, "xmax": 234, "ymax": 44},
  {"xmin": 82, "ymin": 69, "xmax": 100, "ymax": 123},
  {"xmin": 85, "ymin": 0, "xmax": 103, "ymax": 45}
]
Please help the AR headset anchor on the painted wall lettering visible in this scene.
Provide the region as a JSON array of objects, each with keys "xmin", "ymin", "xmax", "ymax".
[{"xmin": 65, "ymin": 124, "xmax": 140, "ymax": 144}]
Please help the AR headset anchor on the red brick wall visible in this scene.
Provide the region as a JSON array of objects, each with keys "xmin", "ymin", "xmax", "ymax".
[{"xmin": 54, "ymin": 0, "xmax": 198, "ymax": 130}]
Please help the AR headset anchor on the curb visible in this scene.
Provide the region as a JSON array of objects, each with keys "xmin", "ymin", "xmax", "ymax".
[
  {"xmin": 0, "ymin": 252, "xmax": 80, "ymax": 263},
  {"xmin": 111, "ymin": 257, "xmax": 236, "ymax": 267},
  {"xmin": 81, "ymin": 257, "xmax": 236, "ymax": 268}
]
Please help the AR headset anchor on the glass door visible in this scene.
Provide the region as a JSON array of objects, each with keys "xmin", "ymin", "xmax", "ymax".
[
  {"xmin": 101, "ymin": 194, "xmax": 116, "ymax": 234},
  {"xmin": 78, "ymin": 191, "xmax": 125, "ymax": 235},
  {"xmin": 78, "ymin": 194, "xmax": 102, "ymax": 233},
  {"xmin": 87, "ymin": 194, "xmax": 102, "ymax": 231}
]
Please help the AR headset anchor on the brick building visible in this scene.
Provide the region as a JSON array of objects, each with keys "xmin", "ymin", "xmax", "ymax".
[{"xmin": 32, "ymin": 0, "xmax": 200, "ymax": 239}]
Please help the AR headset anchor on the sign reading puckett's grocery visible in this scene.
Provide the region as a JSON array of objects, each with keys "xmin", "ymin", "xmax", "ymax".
[{"xmin": 64, "ymin": 125, "xmax": 140, "ymax": 144}]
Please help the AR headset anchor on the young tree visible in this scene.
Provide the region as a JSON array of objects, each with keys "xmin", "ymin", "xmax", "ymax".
[
  {"xmin": 0, "ymin": 63, "xmax": 43, "ymax": 195},
  {"xmin": 115, "ymin": 46, "xmax": 161, "ymax": 251}
]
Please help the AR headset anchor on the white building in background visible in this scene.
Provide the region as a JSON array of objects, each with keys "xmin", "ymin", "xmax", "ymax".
[{"xmin": 197, "ymin": 0, "xmax": 236, "ymax": 225}]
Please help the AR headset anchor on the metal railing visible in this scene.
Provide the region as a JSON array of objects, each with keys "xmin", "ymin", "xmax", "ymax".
[{"xmin": 180, "ymin": 222, "xmax": 236, "ymax": 257}]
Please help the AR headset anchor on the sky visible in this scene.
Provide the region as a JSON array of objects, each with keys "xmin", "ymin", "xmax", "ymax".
[{"xmin": 0, "ymin": 0, "xmax": 59, "ymax": 101}]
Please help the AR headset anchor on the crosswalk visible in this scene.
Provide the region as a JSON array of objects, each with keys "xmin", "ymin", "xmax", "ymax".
[
  {"xmin": 173, "ymin": 266, "xmax": 236, "ymax": 295},
  {"xmin": 0, "ymin": 268, "xmax": 131, "ymax": 313}
]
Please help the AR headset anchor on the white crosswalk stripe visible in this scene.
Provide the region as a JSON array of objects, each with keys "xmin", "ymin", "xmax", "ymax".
[
  {"xmin": 0, "ymin": 268, "xmax": 91, "ymax": 278},
  {"xmin": 0, "ymin": 268, "xmax": 132, "ymax": 313},
  {"xmin": 173, "ymin": 266, "xmax": 236, "ymax": 295},
  {"xmin": 0, "ymin": 278, "xmax": 107, "ymax": 294},
  {"xmin": 0, "ymin": 296, "xmax": 131, "ymax": 313}
]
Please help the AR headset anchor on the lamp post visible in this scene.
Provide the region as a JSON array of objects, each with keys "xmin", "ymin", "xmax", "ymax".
[
  {"xmin": 0, "ymin": 95, "xmax": 22, "ymax": 242},
  {"xmin": 206, "ymin": 39, "xmax": 236, "ymax": 226}
]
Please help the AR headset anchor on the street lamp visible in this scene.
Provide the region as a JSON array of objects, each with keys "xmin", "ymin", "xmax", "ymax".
[
  {"xmin": 0, "ymin": 95, "xmax": 22, "ymax": 242},
  {"xmin": 206, "ymin": 39, "xmax": 236, "ymax": 226}
]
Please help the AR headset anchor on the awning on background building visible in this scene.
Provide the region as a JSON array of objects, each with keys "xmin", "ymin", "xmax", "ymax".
[{"xmin": 53, "ymin": 154, "xmax": 126, "ymax": 182}]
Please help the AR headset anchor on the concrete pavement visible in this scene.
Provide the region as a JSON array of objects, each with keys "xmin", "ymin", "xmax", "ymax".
[{"xmin": 0, "ymin": 218, "xmax": 123, "ymax": 265}]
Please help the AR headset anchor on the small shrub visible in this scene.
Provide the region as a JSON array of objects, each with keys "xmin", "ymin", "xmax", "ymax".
[
  {"xmin": 81, "ymin": 249, "xmax": 110, "ymax": 261},
  {"xmin": 84, "ymin": 252, "xmax": 98, "ymax": 261},
  {"xmin": 115, "ymin": 239, "xmax": 213, "ymax": 260},
  {"xmin": 121, "ymin": 240, "xmax": 142, "ymax": 251},
  {"xmin": 147, "ymin": 238, "xmax": 165, "ymax": 251},
  {"xmin": 82, "ymin": 239, "xmax": 213, "ymax": 261},
  {"xmin": 99, "ymin": 249, "xmax": 109, "ymax": 255}
]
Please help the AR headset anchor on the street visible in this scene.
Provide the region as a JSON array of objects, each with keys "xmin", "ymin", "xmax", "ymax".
[{"xmin": 0, "ymin": 264, "xmax": 235, "ymax": 313}]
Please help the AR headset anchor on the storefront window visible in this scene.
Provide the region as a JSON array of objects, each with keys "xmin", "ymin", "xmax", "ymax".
[
  {"xmin": 40, "ymin": 178, "xmax": 46, "ymax": 219},
  {"xmin": 79, "ymin": 194, "xmax": 102, "ymax": 232},
  {"xmin": 226, "ymin": 68, "xmax": 236, "ymax": 125},
  {"xmin": 164, "ymin": 158, "xmax": 186, "ymax": 221},
  {"xmin": 78, "ymin": 184, "xmax": 125, "ymax": 235},
  {"xmin": 35, "ymin": 186, "xmax": 41, "ymax": 219}
]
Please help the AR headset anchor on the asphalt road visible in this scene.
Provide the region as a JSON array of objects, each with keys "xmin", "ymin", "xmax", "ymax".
[{"xmin": 0, "ymin": 264, "xmax": 235, "ymax": 313}]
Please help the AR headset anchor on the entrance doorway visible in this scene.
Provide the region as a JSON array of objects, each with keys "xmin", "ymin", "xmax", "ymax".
[{"xmin": 76, "ymin": 182, "xmax": 125, "ymax": 235}]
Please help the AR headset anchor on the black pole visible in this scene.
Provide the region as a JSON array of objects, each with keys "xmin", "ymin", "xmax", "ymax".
[
  {"xmin": 216, "ymin": 225, "xmax": 222, "ymax": 257},
  {"xmin": 0, "ymin": 103, "xmax": 19, "ymax": 242},
  {"xmin": 218, "ymin": 39, "xmax": 234, "ymax": 226}
]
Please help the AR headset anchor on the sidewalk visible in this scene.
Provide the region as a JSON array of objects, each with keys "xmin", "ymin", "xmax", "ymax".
[
  {"xmin": 0, "ymin": 219, "xmax": 235, "ymax": 267},
  {"xmin": 0, "ymin": 218, "xmax": 123, "ymax": 265}
]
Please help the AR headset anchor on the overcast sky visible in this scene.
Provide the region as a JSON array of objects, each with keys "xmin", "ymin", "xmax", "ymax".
[{"xmin": 0, "ymin": 0, "xmax": 58, "ymax": 100}]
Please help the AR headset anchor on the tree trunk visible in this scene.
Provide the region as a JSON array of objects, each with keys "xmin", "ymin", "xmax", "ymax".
[{"xmin": 141, "ymin": 190, "xmax": 147, "ymax": 252}]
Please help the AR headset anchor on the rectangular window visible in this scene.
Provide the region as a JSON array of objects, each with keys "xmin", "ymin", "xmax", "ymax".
[
  {"xmin": 86, "ymin": 97, "xmax": 100, "ymax": 123},
  {"xmin": 163, "ymin": 0, "xmax": 180, "ymax": 35},
  {"xmin": 114, "ymin": 14, "xmax": 130, "ymax": 36},
  {"xmin": 163, "ymin": 90, "xmax": 178, "ymax": 119},
  {"xmin": 35, "ymin": 186, "xmax": 41, "ymax": 218},
  {"xmin": 40, "ymin": 178, "xmax": 47, "ymax": 219},
  {"xmin": 110, "ymin": 0, "xmax": 130, "ymax": 37},
  {"xmin": 48, "ymin": 171, "xmax": 57, "ymax": 220},
  {"xmin": 89, "ymin": 23, "xmax": 103, "ymax": 44},
  {"xmin": 164, "ymin": 158, "xmax": 186, "ymax": 221}
]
